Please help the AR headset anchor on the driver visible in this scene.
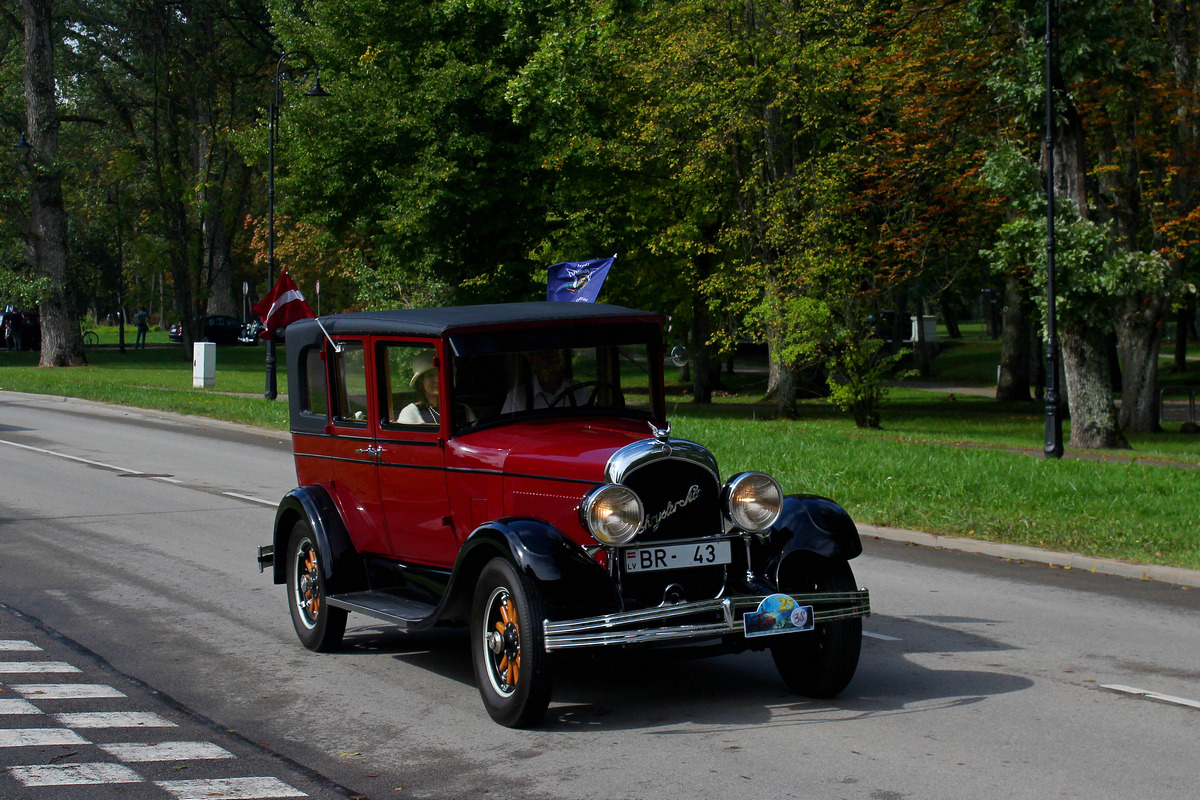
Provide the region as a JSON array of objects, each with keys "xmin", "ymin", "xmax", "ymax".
[{"xmin": 500, "ymin": 349, "xmax": 591, "ymax": 413}]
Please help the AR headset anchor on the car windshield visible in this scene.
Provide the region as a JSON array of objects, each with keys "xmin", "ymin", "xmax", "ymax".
[{"xmin": 448, "ymin": 323, "xmax": 660, "ymax": 431}]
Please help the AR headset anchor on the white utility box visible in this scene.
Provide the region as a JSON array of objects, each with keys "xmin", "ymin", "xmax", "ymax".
[{"xmin": 193, "ymin": 341, "xmax": 215, "ymax": 388}]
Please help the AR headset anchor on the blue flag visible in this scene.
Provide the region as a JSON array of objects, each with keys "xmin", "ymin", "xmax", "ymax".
[{"xmin": 546, "ymin": 255, "xmax": 616, "ymax": 303}]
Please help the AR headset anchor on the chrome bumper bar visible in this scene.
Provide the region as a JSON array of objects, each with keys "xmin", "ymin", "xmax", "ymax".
[{"xmin": 542, "ymin": 589, "xmax": 870, "ymax": 651}]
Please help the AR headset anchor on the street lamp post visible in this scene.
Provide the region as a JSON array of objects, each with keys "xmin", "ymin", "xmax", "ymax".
[
  {"xmin": 265, "ymin": 50, "xmax": 328, "ymax": 400},
  {"xmin": 1043, "ymin": 0, "xmax": 1064, "ymax": 459}
]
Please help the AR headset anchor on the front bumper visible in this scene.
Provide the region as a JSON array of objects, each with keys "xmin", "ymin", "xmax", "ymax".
[{"xmin": 542, "ymin": 589, "xmax": 870, "ymax": 651}]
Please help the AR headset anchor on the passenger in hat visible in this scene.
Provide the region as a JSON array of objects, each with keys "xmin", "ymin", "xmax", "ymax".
[{"xmin": 398, "ymin": 350, "xmax": 440, "ymax": 425}]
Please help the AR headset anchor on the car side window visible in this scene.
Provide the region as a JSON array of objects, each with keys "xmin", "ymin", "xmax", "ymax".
[
  {"xmin": 378, "ymin": 343, "xmax": 439, "ymax": 429},
  {"xmin": 301, "ymin": 345, "xmax": 327, "ymax": 418},
  {"xmin": 331, "ymin": 341, "xmax": 368, "ymax": 425}
]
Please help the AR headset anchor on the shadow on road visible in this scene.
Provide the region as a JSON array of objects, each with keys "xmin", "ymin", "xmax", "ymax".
[{"xmin": 335, "ymin": 613, "xmax": 1034, "ymax": 732}]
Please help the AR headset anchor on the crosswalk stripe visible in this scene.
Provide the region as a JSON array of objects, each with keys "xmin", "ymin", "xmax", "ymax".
[
  {"xmin": 156, "ymin": 776, "xmax": 309, "ymax": 799},
  {"xmin": 9, "ymin": 683, "xmax": 127, "ymax": 699},
  {"xmin": 0, "ymin": 698, "xmax": 42, "ymax": 714},
  {"xmin": 99, "ymin": 741, "xmax": 235, "ymax": 762},
  {"xmin": 0, "ymin": 660, "xmax": 81, "ymax": 674},
  {"xmin": 0, "ymin": 728, "xmax": 92, "ymax": 747},
  {"xmin": 54, "ymin": 710, "xmax": 177, "ymax": 728},
  {"xmin": 7, "ymin": 762, "xmax": 144, "ymax": 786},
  {"xmin": 0, "ymin": 640, "xmax": 42, "ymax": 652}
]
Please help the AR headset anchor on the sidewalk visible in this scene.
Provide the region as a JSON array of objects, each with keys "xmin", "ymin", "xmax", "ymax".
[{"xmin": 860, "ymin": 522, "xmax": 1200, "ymax": 588}]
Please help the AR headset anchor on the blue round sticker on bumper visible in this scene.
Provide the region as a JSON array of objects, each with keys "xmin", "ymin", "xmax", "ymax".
[{"xmin": 744, "ymin": 593, "xmax": 815, "ymax": 637}]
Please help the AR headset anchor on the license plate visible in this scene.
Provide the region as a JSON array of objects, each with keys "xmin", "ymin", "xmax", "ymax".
[{"xmin": 624, "ymin": 540, "xmax": 732, "ymax": 573}]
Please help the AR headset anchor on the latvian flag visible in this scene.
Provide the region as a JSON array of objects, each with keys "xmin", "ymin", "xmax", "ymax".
[{"xmin": 252, "ymin": 271, "xmax": 315, "ymax": 339}]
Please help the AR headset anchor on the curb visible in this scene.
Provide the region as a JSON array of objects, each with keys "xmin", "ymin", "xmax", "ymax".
[{"xmin": 859, "ymin": 523, "xmax": 1200, "ymax": 588}]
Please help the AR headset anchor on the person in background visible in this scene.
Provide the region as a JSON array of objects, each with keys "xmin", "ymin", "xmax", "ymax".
[{"xmin": 135, "ymin": 308, "xmax": 150, "ymax": 349}]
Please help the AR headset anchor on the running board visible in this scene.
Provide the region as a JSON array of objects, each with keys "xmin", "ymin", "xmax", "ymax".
[{"xmin": 327, "ymin": 591, "xmax": 437, "ymax": 629}]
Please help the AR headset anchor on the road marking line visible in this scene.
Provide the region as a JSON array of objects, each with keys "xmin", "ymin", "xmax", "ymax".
[
  {"xmin": 0, "ymin": 438, "xmax": 135, "ymax": 473},
  {"xmin": 0, "ymin": 640, "xmax": 42, "ymax": 651},
  {"xmin": 7, "ymin": 762, "xmax": 144, "ymax": 786},
  {"xmin": 156, "ymin": 776, "xmax": 309, "ymax": 799},
  {"xmin": 99, "ymin": 741, "xmax": 235, "ymax": 762},
  {"xmin": 864, "ymin": 631, "xmax": 901, "ymax": 641},
  {"xmin": 1101, "ymin": 684, "xmax": 1200, "ymax": 710},
  {"xmin": 54, "ymin": 711, "xmax": 177, "ymax": 728},
  {"xmin": 0, "ymin": 698, "xmax": 42, "ymax": 715},
  {"xmin": 0, "ymin": 661, "xmax": 82, "ymax": 674},
  {"xmin": 0, "ymin": 728, "xmax": 91, "ymax": 747},
  {"xmin": 223, "ymin": 491, "xmax": 277, "ymax": 507},
  {"xmin": 10, "ymin": 683, "xmax": 127, "ymax": 699}
]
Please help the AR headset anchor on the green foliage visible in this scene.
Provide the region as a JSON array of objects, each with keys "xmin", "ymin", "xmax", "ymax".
[
  {"xmin": 825, "ymin": 330, "xmax": 909, "ymax": 430},
  {"xmin": 981, "ymin": 147, "xmax": 1173, "ymax": 332}
]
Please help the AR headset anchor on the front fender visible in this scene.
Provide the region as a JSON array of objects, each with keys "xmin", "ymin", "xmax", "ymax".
[
  {"xmin": 767, "ymin": 494, "xmax": 863, "ymax": 565},
  {"xmin": 270, "ymin": 485, "xmax": 365, "ymax": 594},
  {"xmin": 440, "ymin": 518, "xmax": 620, "ymax": 622}
]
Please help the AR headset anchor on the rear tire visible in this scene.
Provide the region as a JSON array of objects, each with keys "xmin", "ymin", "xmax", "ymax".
[
  {"xmin": 770, "ymin": 560, "xmax": 862, "ymax": 698},
  {"xmin": 285, "ymin": 520, "xmax": 347, "ymax": 652},
  {"xmin": 470, "ymin": 557, "xmax": 554, "ymax": 728}
]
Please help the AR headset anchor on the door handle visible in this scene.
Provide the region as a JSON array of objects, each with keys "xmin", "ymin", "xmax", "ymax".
[{"xmin": 354, "ymin": 445, "xmax": 383, "ymax": 457}]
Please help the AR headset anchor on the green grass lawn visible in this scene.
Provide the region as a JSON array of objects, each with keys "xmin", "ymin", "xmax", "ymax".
[{"xmin": 2, "ymin": 329, "xmax": 1198, "ymax": 571}]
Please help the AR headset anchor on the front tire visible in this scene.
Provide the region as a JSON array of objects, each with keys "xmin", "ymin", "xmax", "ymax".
[
  {"xmin": 471, "ymin": 558, "xmax": 554, "ymax": 728},
  {"xmin": 770, "ymin": 559, "xmax": 862, "ymax": 698},
  {"xmin": 285, "ymin": 520, "xmax": 347, "ymax": 652}
]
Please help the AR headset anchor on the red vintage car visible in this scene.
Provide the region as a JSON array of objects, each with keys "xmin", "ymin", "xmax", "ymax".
[{"xmin": 258, "ymin": 302, "xmax": 870, "ymax": 727}]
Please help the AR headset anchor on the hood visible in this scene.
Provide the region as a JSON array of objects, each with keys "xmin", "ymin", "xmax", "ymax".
[{"xmin": 449, "ymin": 417, "xmax": 652, "ymax": 483}]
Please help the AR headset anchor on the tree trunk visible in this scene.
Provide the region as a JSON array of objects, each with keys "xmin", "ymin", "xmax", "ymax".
[
  {"xmin": 1175, "ymin": 299, "xmax": 1191, "ymax": 373},
  {"xmin": 690, "ymin": 287, "xmax": 715, "ymax": 404},
  {"xmin": 1047, "ymin": 62, "xmax": 1127, "ymax": 447},
  {"xmin": 939, "ymin": 297, "xmax": 961, "ymax": 339},
  {"xmin": 1116, "ymin": 295, "xmax": 1168, "ymax": 433},
  {"xmin": 24, "ymin": 0, "xmax": 85, "ymax": 367},
  {"xmin": 996, "ymin": 273, "xmax": 1032, "ymax": 402},
  {"xmin": 1061, "ymin": 327, "xmax": 1128, "ymax": 449}
]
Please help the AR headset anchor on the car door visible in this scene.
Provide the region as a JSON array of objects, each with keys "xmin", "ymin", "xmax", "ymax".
[
  {"xmin": 371, "ymin": 339, "xmax": 458, "ymax": 568},
  {"xmin": 319, "ymin": 337, "xmax": 392, "ymax": 556}
]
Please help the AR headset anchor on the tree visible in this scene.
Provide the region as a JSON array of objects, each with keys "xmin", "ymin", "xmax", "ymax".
[{"xmin": 23, "ymin": 0, "xmax": 84, "ymax": 365}]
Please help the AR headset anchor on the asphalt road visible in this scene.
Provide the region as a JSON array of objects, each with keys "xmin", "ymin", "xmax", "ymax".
[{"xmin": 0, "ymin": 390, "xmax": 1197, "ymax": 800}]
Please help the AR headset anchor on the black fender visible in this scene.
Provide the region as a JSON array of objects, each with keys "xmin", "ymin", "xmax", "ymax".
[
  {"xmin": 439, "ymin": 518, "xmax": 620, "ymax": 623},
  {"xmin": 270, "ymin": 485, "xmax": 366, "ymax": 594},
  {"xmin": 766, "ymin": 494, "xmax": 863, "ymax": 571}
]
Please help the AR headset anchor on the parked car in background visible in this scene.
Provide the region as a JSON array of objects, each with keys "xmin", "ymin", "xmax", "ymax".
[
  {"xmin": 257, "ymin": 303, "xmax": 870, "ymax": 727},
  {"xmin": 239, "ymin": 319, "xmax": 265, "ymax": 343},
  {"xmin": 168, "ymin": 314, "xmax": 244, "ymax": 345}
]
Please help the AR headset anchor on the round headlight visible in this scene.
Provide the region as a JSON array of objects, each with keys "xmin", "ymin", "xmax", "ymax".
[
  {"xmin": 579, "ymin": 484, "xmax": 644, "ymax": 545},
  {"xmin": 722, "ymin": 472, "xmax": 783, "ymax": 531}
]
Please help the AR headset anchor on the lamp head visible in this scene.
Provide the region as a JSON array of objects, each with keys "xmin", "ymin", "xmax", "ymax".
[{"xmin": 305, "ymin": 76, "xmax": 329, "ymax": 98}]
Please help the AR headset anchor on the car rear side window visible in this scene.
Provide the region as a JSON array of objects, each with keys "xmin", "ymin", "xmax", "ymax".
[
  {"xmin": 302, "ymin": 346, "xmax": 327, "ymax": 418},
  {"xmin": 332, "ymin": 341, "xmax": 368, "ymax": 425}
]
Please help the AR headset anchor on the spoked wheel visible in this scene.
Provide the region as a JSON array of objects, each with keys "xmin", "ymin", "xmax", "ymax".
[
  {"xmin": 285, "ymin": 520, "xmax": 347, "ymax": 652},
  {"xmin": 770, "ymin": 559, "xmax": 862, "ymax": 698},
  {"xmin": 471, "ymin": 557, "xmax": 553, "ymax": 728}
]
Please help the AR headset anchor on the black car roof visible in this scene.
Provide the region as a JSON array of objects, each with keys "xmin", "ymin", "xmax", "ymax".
[
  {"xmin": 286, "ymin": 302, "xmax": 661, "ymax": 344},
  {"xmin": 284, "ymin": 302, "xmax": 664, "ymax": 433}
]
